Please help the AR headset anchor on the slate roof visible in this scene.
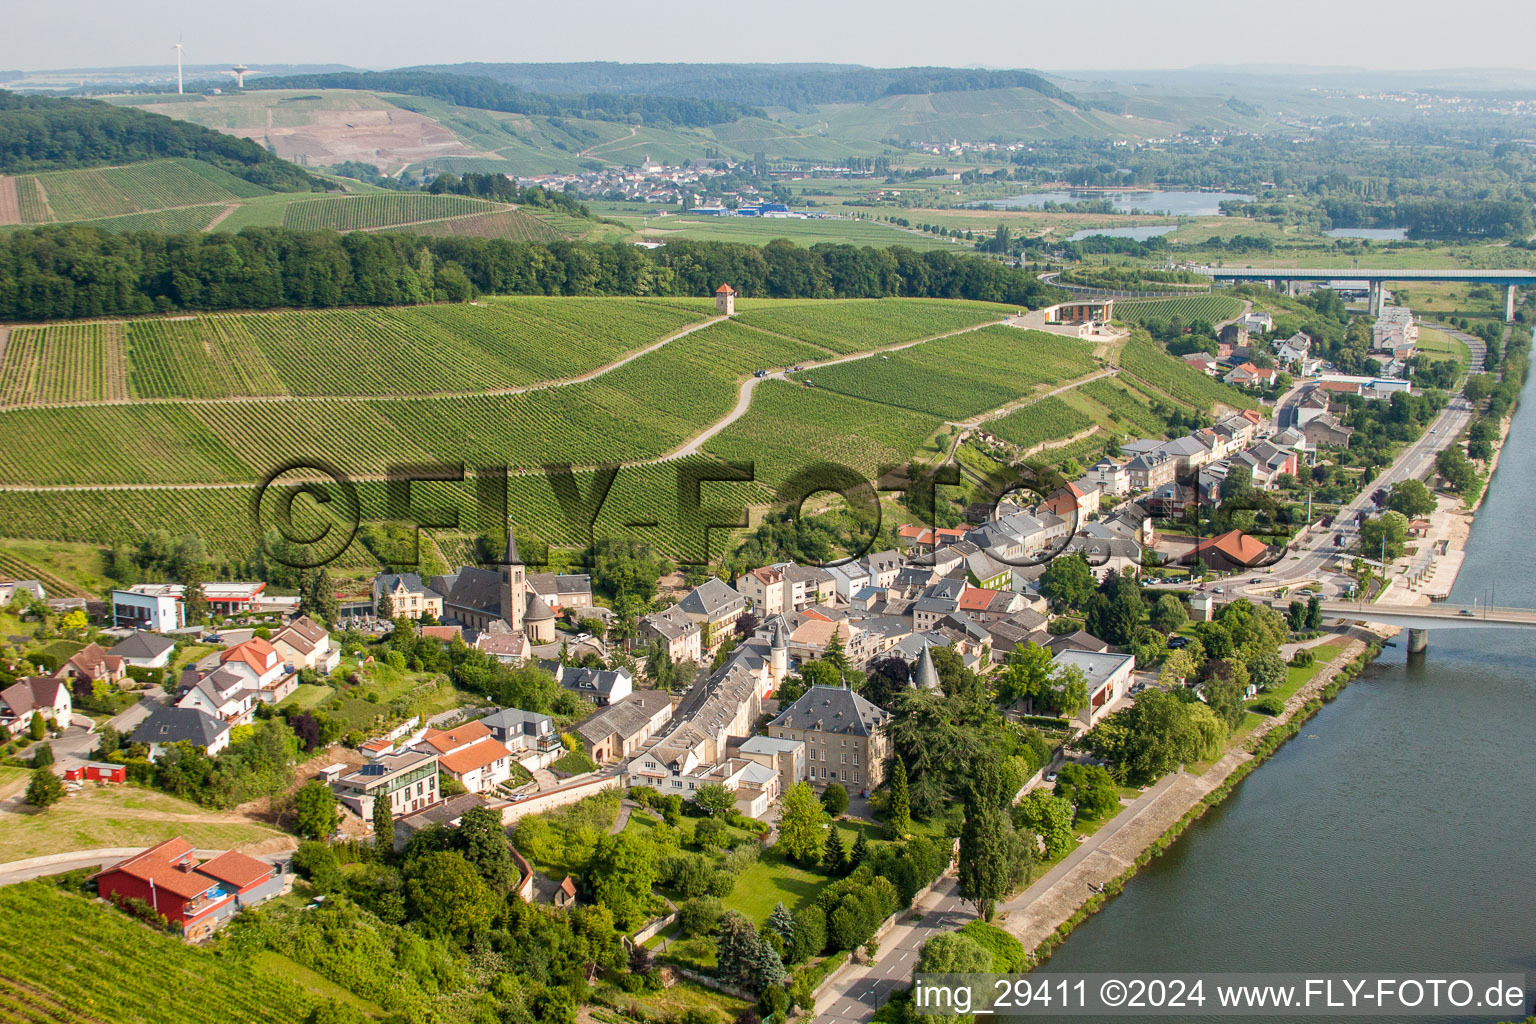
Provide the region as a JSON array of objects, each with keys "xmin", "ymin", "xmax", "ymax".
[
  {"xmin": 111, "ymin": 631, "xmax": 176, "ymax": 662},
  {"xmin": 678, "ymin": 577, "xmax": 743, "ymax": 619},
  {"xmin": 770, "ymin": 685, "xmax": 888, "ymax": 737},
  {"xmin": 132, "ymin": 706, "xmax": 230, "ymax": 748}
]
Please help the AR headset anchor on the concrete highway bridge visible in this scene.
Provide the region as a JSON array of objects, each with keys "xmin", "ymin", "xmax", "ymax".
[
  {"xmin": 1198, "ymin": 267, "xmax": 1536, "ymax": 320},
  {"xmin": 1263, "ymin": 600, "xmax": 1536, "ymax": 653}
]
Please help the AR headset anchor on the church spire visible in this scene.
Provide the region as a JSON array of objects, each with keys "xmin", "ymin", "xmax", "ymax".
[{"xmin": 505, "ymin": 525, "xmax": 521, "ymax": 566}]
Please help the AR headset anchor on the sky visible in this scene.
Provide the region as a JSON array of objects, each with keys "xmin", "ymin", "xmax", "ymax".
[{"xmin": 5, "ymin": 0, "xmax": 1535, "ymax": 74}]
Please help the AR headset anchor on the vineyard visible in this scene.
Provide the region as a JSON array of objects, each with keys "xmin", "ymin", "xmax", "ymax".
[
  {"xmin": 84, "ymin": 205, "xmax": 228, "ymax": 234},
  {"xmin": 985, "ymin": 395, "xmax": 1095, "ymax": 450},
  {"xmin": 378, "ymin": 207, "xmax": 567, "ymax": 241},
  {"xmin": 733, "ymin": 298, "xmax": 1014, "ymax": 354},
  {"xmin": 0, "ymin": 323, "xmax": 130, "ymax": 405},
  {"xmin": 279, "ymin": 193, "xmax": 503, "ymax": 231},
  {"xmin": 0, "ymin": 882, "xmax": 319, "ymax": 1024},
  {"xmin": 19, "ymin": 159, "xmax": 270, "ymax": 223},
  {"xmin": 1119, "ymin": 335, "xmax": 1259, "ymax": 411},
  {"xmin": 793, "ymin": 326, "xmax": 1097, "ymax": 420},
  {"xmin": 1076, "ymin": 376, "xmax": 1177, "ymax": 436},
  {"xmin": 1112, "ymin": 294, "xmax": 1246, "ymax": 326}
]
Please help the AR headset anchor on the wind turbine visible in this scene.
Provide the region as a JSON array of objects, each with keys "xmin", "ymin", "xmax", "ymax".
[{"xmin": 173, "ymin": 37, "xmax": 185, "ymax": 95}]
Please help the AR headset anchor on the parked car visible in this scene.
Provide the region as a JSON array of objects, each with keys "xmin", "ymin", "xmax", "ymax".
[
  {"xmin": 1250, "ymin": 577, "xmax": 1263, "ymax": 583},
  {"xmin": 1213, "ymin": 586, "xmax": 1225, "ymax": 594}
]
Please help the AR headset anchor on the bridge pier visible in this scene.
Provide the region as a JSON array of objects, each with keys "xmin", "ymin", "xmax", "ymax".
[
  {"xmin": 1407, "ymin": 628, "xmax": 1429, "ymax": 654},
  {"xmin": 1369, "ymin": 281, "xmax": 1385, "ymax": 316},
  {"xmin": 1506, "ymin": 285, "xmax": 1517, "ymax": 323}
]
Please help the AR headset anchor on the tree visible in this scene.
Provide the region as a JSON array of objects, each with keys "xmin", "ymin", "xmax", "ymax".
[
  {"xmin": 995, "ymin": 641, "xmax": 1052, "ymax": 706},
  {"xmin": 822, "ymin": 826, "xmax": 846, "ymax": 874},
  {"xmin": 849, "ymin": 830, "xmax": 869, "ymax": 870},
  {"xmin": 1151, "ymin": 594, "xmax": 1188, "ymax": 634},
  {"xmin": 294, "ymin": 781, "xmax": 338, "ymax": 840},
  {"xmin": 1287, "ymin": 600, "xmax": 1307, "ymax": 633},
  {"xmin": 1359, "ymin": 511, "xmax": 1409, "ymax": 562},
  {"xmin": 822, "ymin": 630, "xmax": 849, "ymax": 682},
  {"xmin": 694, "ymin": 782, "xmax": 735, "ymax": 817},
  {"xmin": 25, "ymin": 766, "xmax": 63, "ymax": 808},
  {"xmin": 1042, "ymin": 663, "xmax": 1090, "ymax": 717},
  {"xmin": 1246, "ymin": 652, "xmax": 1288, "ymax": 692},
  {"xmin": 915, "ymin": 933, "xmax": 993, "ymax": 1024},
  {"xmin": 957, "ymin": 759, "xmax": 1016, "ymax": 921},
  {"xmin": 589, "ymin": 831, "xmax": 657, "ymax": 927},
  {"xmin": 60, "ymin": 608, "xmax": 88, "ymax": 632},
  {"xmin": 183, "ymin": 583, "xmax": 209, "ymax": 625},
  {"xmin": 1387, "ymin": 478, "xmax": 1437, "ymax": 518},
  {"xmin": 766, "ymin": 902, "xmax": 795, "ymax": 950},
  {"xmin": 1086, "ymin": 571, "xmax": 1145, "ymax": 647},
  {"xmin": 1039, "ymin": 553, "xmax": 1095, "ymax": 611},
  {"xmin": 28, "ymin": 711, "xmax": 45, "ymax": 741},
  {"xmin": 1436, "ymin": 445, "xmax": 1478, "ymax": 493},
  {"xmin": 1305, "ymin": 596, "xmax": 1323, "ymax": 631},
  {"xmin": 886, "ymin": 759, "xmax": 912, "ymax": 839},
  {"xmin": 456, "ymin": 806, "xmax": 516, "ymax": 890},
  {"xmin": 376, "ymin": 588, "xmax": 394, "ymax": 620},
  {"xmin": 405, "ymin": 850, "xmax": 496, "ymax": 940},
  {"xmin": 629, "ymin": 941, "xmax": 656, "ymax": 977},
  {"xmin": 820, "ymin": 783, "xmax": 848, "ymax": 817},
  {"xmin": 777, "ymin": 782, "xmax": 827, "ymax": 864},
  {"xmin": 1053, "ymin": 764, "xmax": 1120, "ymax": 822},
  {"xmin": 302, "ymin": 570, "xmax": 340, "ymax": 627},
  {"xmin": 30, "ymin": 741, "xmax": 53, "ymax": 768},
  {"xmin": 679, "ymin": 895, "xmax": 724, "ymax": 936},
  {"xmin": 372, "ymin": 789, "xmax": 395, "ymax": 853},
  {"xmin": 716, "ymin": 911, "xmax": 761, "ymax": 990}
]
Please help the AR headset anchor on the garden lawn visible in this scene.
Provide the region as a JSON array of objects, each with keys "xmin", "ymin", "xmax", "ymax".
[
  {"xmin": 278, "ymin": 683, "xmax": 334, "ymax": 710},
  {"xmin": 0, "ymin": 784, "xmax": 285, "ymax": 862},
  {"xmin": 723, "ymin": 846, "xmax": 831, "ymax": 920}
]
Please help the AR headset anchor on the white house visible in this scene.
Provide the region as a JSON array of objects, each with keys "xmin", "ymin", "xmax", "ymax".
[
  {"xmin": 111, "ymin": 631, "xmax": 177, "ymax": 669},
  {"xmin": 112, "ymin": 584, "xmax": 184, "ymax": 631},
  {"xmin": 0, "ymin": 677, "xmax": 72, "ymax": 736},
  {"xmin": 131, "ymin": 707, "xmax": 232, "ymax": 760},
  {"xmin": 413, "ymin": 721, "xmax": 514, "ymax": 795},
  {"xmin": 1053, "ymin": 649, "xmax": 1136, "ymax": 727}
]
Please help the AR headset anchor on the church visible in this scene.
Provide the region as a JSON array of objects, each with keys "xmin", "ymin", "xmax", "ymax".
[{"xmin": 428, "ymin": 531, "xmax": 558, "ymax": 644}]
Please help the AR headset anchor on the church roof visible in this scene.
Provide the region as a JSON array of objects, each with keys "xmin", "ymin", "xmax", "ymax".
[{"xmin": 524, "ymin": 592, "xmax": 555, "ymax": 622}]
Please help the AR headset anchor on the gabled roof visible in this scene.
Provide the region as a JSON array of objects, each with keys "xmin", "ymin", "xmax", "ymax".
[
  {"xmin": 131, "ymin": 706, "xmax": 229, "ymax": 748},
  {"xmin": 220, "ymin": 638, "xmax": 279, "ymax": 674},
  {"xmin": 196, "ymin": 850, "xmax": 274, "ymax": 890},
  {"xmin": 96, "ymin": 838, "xmax": 212, "ymax": 900},
  {"xmin": 770, "ymin": 685, "xmax": 888, "ymax": 736},
  {"xmin": 110, "ymin": 631, "xmax": 177, "ymax": 661},
  {"xmin": 1, "ymin": 676, "xmax": 67, "ymax": 719},
  {"xmin": 438, "ymin": 736, "xmax": 513, "ymax": 775},
  {"xmin": 677, "ymin": 577, "xmax": 742, "ymax": 618},
  {"xmin": 62, "ymin": 643, "xmax": 123, "ymax": 678},
  {"xmin": 419, "ymin": 720, "xmax": 494, "ymax": 754},
  {"xmin": 273, "ymin": 616, "xmax": 327, "ymax": 653}
]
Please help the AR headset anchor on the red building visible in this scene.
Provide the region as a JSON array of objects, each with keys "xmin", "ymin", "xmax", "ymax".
[
  {"xmin": 93, "ymin": 838, "xmax": 281, "ymax": 941},
  {"xmin": 63, "ymin": 761, "xmax": 127, "ymax": 783}
]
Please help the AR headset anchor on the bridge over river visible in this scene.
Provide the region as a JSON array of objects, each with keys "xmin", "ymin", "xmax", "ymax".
[
  {"xmin": 1251, "ymin": 598, "xmax": 1536, "ymax": 653},
  {"xmin": 1198, "ymin": 267, "xmax": 1536, "ymax": 319}
]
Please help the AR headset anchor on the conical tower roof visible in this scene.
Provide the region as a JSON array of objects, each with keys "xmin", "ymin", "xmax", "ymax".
[
  {"xmin": 524, "ymin": 592, "xmax": 556, "ymax": 622},
  {"xmin": 913, "ymin": 643, "xmax": 940, "ymax": 690},
  {"xmin": 505, "ymin": 526, "xmax": 521, "ymax": 566}
]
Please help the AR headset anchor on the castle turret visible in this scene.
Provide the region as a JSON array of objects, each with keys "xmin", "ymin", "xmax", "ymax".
[
  {"xmin": 769, "ymin": 620, "xmax": 788, "ymax": 686},
  {"xmin": 913, "ymin": 643, "xmax": 940, "ymax": 690}
]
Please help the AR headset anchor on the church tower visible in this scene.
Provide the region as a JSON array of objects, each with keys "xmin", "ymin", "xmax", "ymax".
[{"xmin": 501, "ymin": 528, "xmax": 526, "ymax": 633}]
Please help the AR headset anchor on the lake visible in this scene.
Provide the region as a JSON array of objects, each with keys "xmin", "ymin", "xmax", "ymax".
[
  {"xmin": 970, "ymin": 190, "xmax": 1253, "ymax": 217},
  {"xmin": 1327, "ymin": 227, "xmax": 1410, "ymax": 240},
  {"xmin": 1066, "ymin": 225, "xmax": 1178, "ymax": 243}
]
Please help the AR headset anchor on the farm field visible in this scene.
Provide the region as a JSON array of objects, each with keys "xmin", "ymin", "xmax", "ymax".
[
  {"xmin": 376, "ymin": 206, "xmax": 566, "ymax": 241},
  {"xmin": 0, "ymin": 322, "xmax": 129, "ymax": 405},
  {"xmin": 11, "ymin": 158, "xmax": 271, "ymax": 223},
  {"xmin": 1119, "ymin": 335, "xmax": 1259, "ymax": 411},
  {"xmin": 1074, "ymin": 375, "xmax": 1179, "ymax": 435},
  {"xmin": 985, "ymin": 394, "xmax": 1095, "ymax": 450},
  {"xmin": 1112, "ymin": 294, "xmax": 1246, "ymax": 325},
  {"xmin": 733, "ymin": 297, "xmax": 1014, "ymax": 354},
  {"xmin": 0, "ymin": 883, "xmax": 319, "ymax": 1024},
  {"xmin": 278, "ymin": 192, "xmax": 503, "ymax": 231},
  {"xmin": 634, "ymin": 212, "xmax": 959, "ymax": 250},
  {"xmin": 793, "ymin": 326, "xmax": 1098, "ymax": 420}
]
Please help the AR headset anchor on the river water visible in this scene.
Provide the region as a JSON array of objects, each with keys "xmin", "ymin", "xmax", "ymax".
[{"xmin": 1031, "ymin": 363, "xmax": 1536, "ymax": 1022}]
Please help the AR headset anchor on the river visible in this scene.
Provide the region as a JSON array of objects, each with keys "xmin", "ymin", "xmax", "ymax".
[{"xmin": 1031, "ymin": 362, "xmax": 1536, "ymax": 1022}]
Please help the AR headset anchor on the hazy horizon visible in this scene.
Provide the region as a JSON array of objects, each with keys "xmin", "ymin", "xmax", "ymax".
[{"xmin": 7, "ymin": 0, "xmax": 1536, "ymax": 77}]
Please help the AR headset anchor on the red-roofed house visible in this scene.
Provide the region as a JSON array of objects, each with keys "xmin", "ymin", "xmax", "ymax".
[
  {"xmin": 0, "ymin": 676, "xmax": 71, "ymax": 736},
  {"xmin": 93, "ymin": 838, "xmax": 282, "ymax": 941},
  {"xmin": 1223, "ymin": 363, "xmax": 1278, "ymax": 388},
  {"xmin": 218, "ymin": 638, "xmax": 293, "ymax": 703},
  {"xmin": 897, "ymin": 524, "xmax": 966, "ymax": 553},
  {"xmin": 413, "ymin": 720, "xmax": 514, "ymax": 794},
  {"xmin": 1182, "ymin": 530, "xmax": 1272, "ymax": 571},
  {"xmin": 955, "ymin": 587, "xmax": 1025, "ymax": 622},
  {"xmin": 1041, "ymin": 481, "xmax": 1098, "ymax": 524}
]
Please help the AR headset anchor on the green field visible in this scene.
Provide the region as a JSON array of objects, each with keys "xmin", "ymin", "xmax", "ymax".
[
  {"xmin": 278, "ymin": 192, "xmax": 502, "ymax": 231},
  {"xmin": 734, "ymin": 297, "xmax": 1015, "ymax": 354},
  {"xmin": 376, "ymin": 207, "xmax": 566, "ymax": 241},
  {"xmin": 1119, "ymin": 335, "xmax": 1259, "ymax": 411},
  {"xmin": 14, "ymin": 158, "xmax": 271, "ymax": 223},
  {"xmin": 792, "ymin": 326, "xmax": 1098, "ymax": 420},
  {"xmin": 1113, "ymin": 294, "xmax": 1246, "ymax": 325},
  {"xmin": 985, "ymin": 394, "xmax": 1096, "ymax": 450},
  {"xmin": 634, "ymin": 211, "xmax": 959, "ymax": 250},
  {"xmin": 0, "ymin": 883, "xmax": 319, "ymax": 1024},
  {"xmin": 0, "ymin": 322, "xmax": 129, "ymax": 405}
]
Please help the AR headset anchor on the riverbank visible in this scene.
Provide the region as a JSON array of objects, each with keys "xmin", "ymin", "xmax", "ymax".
[{"xmin": 995, "ymin": 633, "xmax": 1384, "ymax": 962}]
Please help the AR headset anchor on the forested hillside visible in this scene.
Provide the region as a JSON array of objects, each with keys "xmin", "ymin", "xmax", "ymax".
[
  {"xmin": 0, "ymin": 91, "xmax": 319, "ymax": 191},
  {"xmin": 0, "ymin": 229, "xmax": 1061, "ymax": 320}
]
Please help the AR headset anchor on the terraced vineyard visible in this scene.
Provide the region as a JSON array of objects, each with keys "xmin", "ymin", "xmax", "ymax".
[
  {"xmin": 279, "ymin": 193, "xmax": 502, "ymax": 231},
  {"xmin": 0, "ymin": 323, "xmax": 129, "ymax": 405},
  {"xmin": 792, "ymin": 326, "xmax": 1097, "ymax": 419},
  {"xmin": 18, "ymin": 159, "xmax": 270, "ymax": 223},
  {"xmin": 734, "ymin": 298, "xmax": 1014, "ymax": 353},
  {"xmin": 985, "ymin": 395, "xmax": 1095, "ymax": 450},
  {"xmin": 1113, "ymin": 294, "xmax": 1246, "ymax": 326},
  {"xmin": 0, "ymin": 882, "xmax": 319, "ymax": 1024},
  {"xmin": 1119, "ymin": 335, "xmax": 1259, "ymax": 411},
  {"xmin": 1076, "ymin": 376, "xmax": 1177, "ymax": 435}
]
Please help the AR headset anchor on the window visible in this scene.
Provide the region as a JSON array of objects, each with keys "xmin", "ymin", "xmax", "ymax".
[{"xmin": 841, "ymin": 753, "xmax": 846, "ymax": 764}]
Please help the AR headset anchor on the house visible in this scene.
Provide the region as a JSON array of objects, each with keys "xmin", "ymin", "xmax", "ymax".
[
  {"xmin": 738, "ymin": 565, "xmax": 787, "ymax": 617},
  {"xmin": 861, "ymin": 550, "xmax": 904, "ymax": 588},
  {"xmin": 1062, "ymin": 526, "xmax": 1143, "ymax": 580},
  {"xmin": 200, "ymin": 582, "xmax": 268, "ymax": 616},
  {"xmin": 1124, "ymin": 450, "xmax": 1178, "ymax": 491},
  {"xmin": 110, "ymin": 631, "xmax": 176, "ymax": 670},
  {"xmin": 781, "ymin": 563, "xmax": 837, "ymax": 610},
  {"xmin": 1182, "ymin": 529, "xmax": 1272, "ymax": 572},
  {"xmin": 0, "ymin": 676, "xmax": 72, "ymax": 735},
  {"xmin": 825, "ymin": 563, "xmax": 872, "ymax": 602},
  {"xmin": 63, "ymin": 761, "xmax": 127, "ymax": 783},
  {"xmin": 1241, "ymin": 311, "xmax": 1274, "ymax": 334},
  {"xmin": 1182, "ymin": 352, "xmax": 1220, "ymax": 376},
  {"xmin": 131, "ymin": 707, "xmax": 232, "ymax": 759},
  {"xmin": 1274, "ymin": 332, "xmax": 1312, "ymax": 366},
  {"xmin": 675, "ymin": 577, "xmax": 746, "ymax": 650},
  {"xmin": 767, "ymin": 685, "xmax": 890, "ymax": 794},
  {"xmin": 1053, "ymin": 649, "xmax": 1136, "ymax": 727},
  {"xmin": 561, "ymin": 667, "xmax": 633, "ymax": 706},
  {"xmin": 1302, "ymin": 414, "xmax": 1354, "ymax": 448},
  {"xmin": 1223, "ymin": 362, "xmax": 1278, "ymax": 388},
  {"xmin": 271, "ymin": 616, "xmax": 335, "ymax": 673},
  {"xmin": 215, "ymin": 637, "xmax": 293, "ymax": 704},
  {"xmin": 176, "ymin": 666, "xmax": 258, "ymax": 725},
  {"xmin": 480, "ymin": 707, "xmax": 562, "ymax": 757},
  {"xmin": 372, "ymin": 573, "xmax": 444, "ymax": 621},
  {"xmin": 733, "ymin": 734, "xmax": 807, "ymax": 795},
  {"xmin": 112, "ymin": 584, "xmax": 185, "ymax": 631},
  {"xmin": 414, "ymin": 721, "xmax": 515, "ymax": 795},
  {"xmin": 475, "ymin": 632, "xmax": 532, "ymax": 665},
  {"xmin": 1089, "ymin": 457, "xmax": 1130, "ymax": 497},
  {"xmin": 526, "ymin": 573, "xmax": 593, "ymax": 613},
  {"xmin": 56, "ymin": 643, "xmax": 126, "ymax": 686},
  {"xmin": 93, "ymin": 838, "xmax": 282, "ymax": 941},
  {"xmin": 577, "ymin": 693, "xmax": 673, "ymax": 763},
  {"xmin": 637, "ymin": 604, "xmax": 702, "ymax": 663},
  {"xmin": 1041, "ymin": 481, "xmax": 1098, "ymax": 525},
  {"xmin": 330, "ymin": 749, "xmax": 440, "ymax": 819}
]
